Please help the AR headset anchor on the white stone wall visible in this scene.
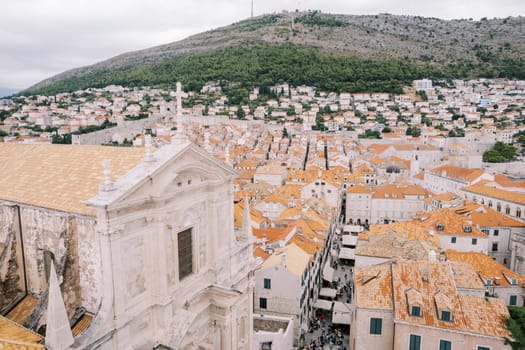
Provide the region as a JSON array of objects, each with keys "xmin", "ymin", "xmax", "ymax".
[
  {"xmin": 346, "ymin": 193, "xmax": 371, "ymax": 225},
  {"xmin": 393, "ymin": 323, "xmax": 511, "ymax": 350},
  {"xmin": 354, "ymin": 255, "xmax": 390, "ymax": 267},
  {"xmin": 438, "ymin": 234, "xmax": 488, "ymax": 254},
  {"xmin": 17, "ymin": 205, "xmax": 99, "ymax": 314},
  {"xmin": 370, "ymin": 198, "xmax": 425, "ymax": 224},
  {"xmin": 254, "ymin": 264, "xmax": 305, "ymax": 344},
  {"xmin": 253, "ymin": 315, "xmax": 294, "ymax": 350},
  {"xmin": 253, "ymin": 173, "xmax": 287, "ymax": 187},
  {"xmin": 302, "ymin": 181, "xmax": 340, "ymax": 208},
  {"xmin": 254, "ymin": 201, "xmax": 287, "ymax": 221},
  {"xmin": 493, "ymin": 285, "xmax": 524, "ymax": 307},
  {"xmin": 461, "ymin": 190, "xmax": 525, "ymax": 223},
  {"xmin": 350, "ymin": 308, "xmax": 394, "ymax": 350},
  {"xmin": 484, "ymin": 226, "xmax": 516, "ymax": 267},
  {"xmin": 74, "ymin": 144, "xmax": 254, "ymax": 350}
]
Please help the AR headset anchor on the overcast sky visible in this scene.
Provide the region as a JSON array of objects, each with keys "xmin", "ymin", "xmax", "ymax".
[{"xmin": 1, "ymin": 0, "xmax": 524, "ymax": 90}]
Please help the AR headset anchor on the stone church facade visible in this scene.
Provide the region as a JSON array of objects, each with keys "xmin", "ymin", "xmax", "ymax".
[{"xmin": 0, "ymin": 140, "xmax": 254, "ymax": 349}]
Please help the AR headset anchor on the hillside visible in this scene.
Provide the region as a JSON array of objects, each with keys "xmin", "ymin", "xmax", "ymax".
[{"xmin": 25, "ymin": 12, "xmax": 525, "ymax": 95}]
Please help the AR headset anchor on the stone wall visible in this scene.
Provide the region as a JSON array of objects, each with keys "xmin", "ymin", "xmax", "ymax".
[
  {"xmin": 0, "ymin": 202, "xmax": 99, "ymax": 330},
  {"xmin": 0, "ymin": 204, "xmax": 25, "ymax": 313},
  {"xmin": 76, "ymin": 113, "xmax": 283, "ymax": 145},
  {"xmin": 76, "ymin": 113, "xmax": 164, "ymax": 145}
]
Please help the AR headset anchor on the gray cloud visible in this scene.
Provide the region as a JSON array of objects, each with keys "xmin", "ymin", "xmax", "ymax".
[{"xmin": 1, "ymin": 0, "xmax": 523, "ymax": 89}]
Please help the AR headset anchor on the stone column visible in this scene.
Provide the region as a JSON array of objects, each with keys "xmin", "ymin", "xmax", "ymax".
[
  {"xmin": 220, "ymin": 323, "xmax": 231, "ymax": 350},
  {"xmin": 511, "ymin": 244, "xmax": 517, "ymax": 272}
]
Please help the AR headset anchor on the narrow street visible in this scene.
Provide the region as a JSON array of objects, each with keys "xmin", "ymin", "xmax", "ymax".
[{"xmin": 301, "ymin": 228, "xmax": 354, "ymax": 350}]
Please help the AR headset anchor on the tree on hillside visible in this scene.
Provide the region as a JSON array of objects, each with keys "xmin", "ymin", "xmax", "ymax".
[
  {"xmin": 406, "ymin": 126, "xmax": 421, "ymax": 137},
  {"xmin": 236, "ymin": 107, "xmax": 246, "ymax": 120},
  {"xmin": 506, "ymin": 306, "xmax": 525, "ymax": 350},
  {"xmin": 483, "ymin": 141, "xmax": 516, "ymax": 162}
]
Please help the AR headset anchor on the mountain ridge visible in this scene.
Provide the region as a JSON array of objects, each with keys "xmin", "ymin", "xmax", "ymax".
[{"xmin": 25, "ymin": 12, "xmax": 525, "ymax": 95}]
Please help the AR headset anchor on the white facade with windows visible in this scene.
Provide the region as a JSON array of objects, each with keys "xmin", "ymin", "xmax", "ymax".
[
  {"xmin": 253, "ymin": 244, "xmax": 312, "ymax": 346},
  {"xmin": 301, "ymin": 179, "xmax": 340, "ymax": 207},
  {"xmin": 0, "ymin": 142, "xmax": 256, "ymax": 350}
]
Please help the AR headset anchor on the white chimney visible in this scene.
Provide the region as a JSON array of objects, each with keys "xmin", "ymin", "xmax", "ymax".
[{"xmin": 429, "ymin": 250, "xmax": 437, "ymax": 263}]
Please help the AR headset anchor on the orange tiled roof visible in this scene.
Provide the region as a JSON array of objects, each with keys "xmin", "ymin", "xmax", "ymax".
[
  {"xmin": 364, "ymin": 221, "xmax": 441, "ymax": 247},
  {"xmin": 371, "ymin": 184, "xmax": 429, "ymax": 199},
  {"xmin": 463, "ymin": 180, "xmax": 525, "ymax": 206},
  {"xmin": 252, "ymin": 226, "xmax": 294, "ymax": 243},
  {"xmin": 346, "ymin": 185, "xmax": 370, "ymax": 194},
  {"xmin": 429, "ymin": 165, "xmax": 486, "ymax": 183},
  {"xmin": 390, "ymin": 261, "xmax": 511, "ymax": 338},
  {"xmin": 0, "ymin": 315, "xmax": 43, "ymax": 349},
  {"xmin": 6, "ymin": 296, "xmax": 39, "ymax": 325},
  {"xmin": 367, "ymin": 144, "xmax": 392, "ymax": 155},
  {"xmin": 234, "ymin": 200, "xmax": 266, "ymax": 227},
  {"xmin": 354, "ymin": 263, "xmax": 393, "ymax": 310},
  {"xmin": 494, "ymin": 174, "xmax": 525, "ymax": 189},
  {"xmin": 275, "ymin": 184, "xmax": 302, "ymax": 199},
  {"xmin": 413, "ymin": 208, "xmax": 486, "ymax": 237},
  {"xmin": 262, "ymin": 193, "xmax": 289, "ymax": 206},
  {"xmin": 291, "ymin": 234, "xmax": 324, "ymax": 255},
  {"xmin": 455, "ymin": 203, "xmax": 525, "ymax": 228},
  {"xmin": 446, "ymin": 250, "xmax": 522, "ymax": 286},
  {"xmin": 253, "ymin": 245, "xmax": 271, "ymax": 260},
  {"xmin": 0, "ymin": 144, "xmax": 145, "ymax": 216}
]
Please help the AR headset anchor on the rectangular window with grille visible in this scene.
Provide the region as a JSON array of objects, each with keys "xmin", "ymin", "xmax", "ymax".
[
  {"xmin": 369, "ymin": 318, "xmax": 382, "ymax": 335},
  {"xmin": 409, "ymin": 334, "xmax": 421, "ymax": 350},
  {"xmin": 178, "ymin": 228, "xmax": 193, "ymax": 280},
  {"xmin": 439, "ymin": 340, "xmax": 452, "ymax": 350},
  {"xmin": 441, "ymin": 310, "xmax": 451, "ymax": 322}
]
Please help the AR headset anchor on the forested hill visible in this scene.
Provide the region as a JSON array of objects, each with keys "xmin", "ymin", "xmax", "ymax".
[{"xmin": 25, "ymin": 12, "xmax": 525, "ymax": 95}]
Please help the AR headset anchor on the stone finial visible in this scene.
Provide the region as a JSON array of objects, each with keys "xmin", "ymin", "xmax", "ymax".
[
  {"xmin": 101, "ymin": 160, "xmax": 115, "ymax": 192},
  {"xmin": 45, "ymin": 263, "xmax": 74, "ymax": 350},
  {"xmin": 171, "ymin": 81, "xmax": 188, "ymax": 144},
  {"xmin": 239, "ymin": 195, "xmax": 254, "ymax": 242},
  {"xmin": 144, "ymin": 134, "xmax": 155, "ymax": 162}
]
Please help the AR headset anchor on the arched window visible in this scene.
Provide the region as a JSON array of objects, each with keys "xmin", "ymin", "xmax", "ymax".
[
  {"xmin": 497, "ymin": 203, "xmax": 501, "ymax": 212},
  {"xmin": 517, "ymin": 208, "xmax": 522, "ymax": 218},
  {"xmin": 488, "ymin": 201, "xmax": 493, "ymax": 208},
  {"xmin": 506, "ymin": 206, "xmax": 511, "ymax": 215}
]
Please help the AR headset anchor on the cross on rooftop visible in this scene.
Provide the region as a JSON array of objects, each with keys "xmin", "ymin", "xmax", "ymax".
[
  {"xmin": 172, "ymin": 81, "xmax": 188, "ymax": 143},
  {"xmin": 174, "ymin": 81, "xmax": 187, "ymax": 118}
]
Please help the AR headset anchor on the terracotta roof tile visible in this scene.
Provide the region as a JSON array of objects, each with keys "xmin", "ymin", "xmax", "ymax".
[
  {"xmin": 0, "ymin": 144, "xmax": 145, "ymax": 216},
  {"xmin": 446, "ymin": 250, "xmax": 522, "ymax": 286},
  {"xmin": 463, "ymin": 181, "xmax": 525, "ymax": 205},
  {"xmin": 429, "ymin": 165, "xmax": 486, "ymax": 183}
]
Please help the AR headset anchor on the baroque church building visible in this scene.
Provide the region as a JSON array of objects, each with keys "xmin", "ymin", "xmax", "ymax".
[{"xmin": 0, "ymin": 137, "xmax": 255, "ymax": 349}]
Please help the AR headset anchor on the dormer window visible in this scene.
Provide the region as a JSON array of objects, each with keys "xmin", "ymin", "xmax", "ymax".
[
  {"xmin": 441, "ymin": 310, "xmax": 452, "ymax": 322},
  {"xmin": 486, "ymin": 279, "xmax": 492, "ymax": 286},
  {"xmin": 434, "ymin": 292, "xmax": 453, "ymax": 323},
  {"xmin": 436, "ymin": 224, "xmax": 444, "ymax": 231},
  {"xmin": 511, "ymin": 278, "xmax": 517, "ymax": 285},
  {"xmin": 463, "ymin": 225, "xmax": 472, "ymax": 233},
  {"xmin": 411, "ymin": 305, "xmax": 422, "ymax": 317}
]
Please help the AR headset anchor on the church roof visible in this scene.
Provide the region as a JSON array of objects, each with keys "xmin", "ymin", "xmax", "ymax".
[
  {"xmin": 0, "ymin": 144, "xmax": 145, "ymax": 216},
  {"xmin": 0, "ymin": 315, "xmax": 43, "ymax": 349}
]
